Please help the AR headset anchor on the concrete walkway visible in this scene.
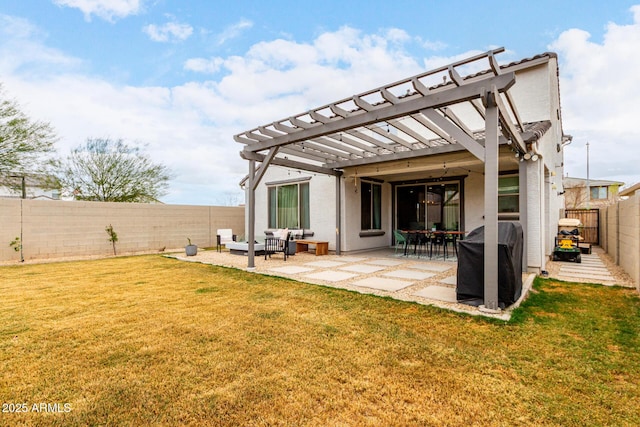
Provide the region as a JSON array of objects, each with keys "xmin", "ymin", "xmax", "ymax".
[{"xmin": 548, "ymin": 247, "xmax": 619, "ymax": 286}]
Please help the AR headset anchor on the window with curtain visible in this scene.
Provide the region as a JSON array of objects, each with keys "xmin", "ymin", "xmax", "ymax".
[
  {"xmin": 590, "ymin": 186, "xmax": 607, "ymax": 200},
  {"xmin": 361, "ymin": 181, "xmax": 382, "ymax": 230},
  {"xmin": 498, "ymin": 175, "xmax": 519, "ymax": 213},
  {"xmin": 268, "ymin": 182, "xmax": 310, "ymax": 229}
]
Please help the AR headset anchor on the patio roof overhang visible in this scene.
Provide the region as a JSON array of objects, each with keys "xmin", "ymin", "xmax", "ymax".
[{"xmin": 236, "ymin": 48, "xmax": 550, "ymax": 312}]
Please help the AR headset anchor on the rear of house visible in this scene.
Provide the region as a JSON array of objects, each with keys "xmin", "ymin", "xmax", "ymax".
[{"xmin": 239, "ymin": 49, "xmax": 568, "ymax": 276}]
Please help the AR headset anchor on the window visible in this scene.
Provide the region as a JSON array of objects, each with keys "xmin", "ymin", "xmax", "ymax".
[
  {"xmin": 268, "ymin": 182, "xmax": 310, "ymax": 229},
  {"xmin": 498, "ymin": 176, "xmax": 519, "ymax": 213},
  {"xmin": 590, "ymin": 186, "xmax": 607, "ymax": 200},
  {"xmin": 361, "ymin": 181, "xmax": 381, "ymax": 230}
]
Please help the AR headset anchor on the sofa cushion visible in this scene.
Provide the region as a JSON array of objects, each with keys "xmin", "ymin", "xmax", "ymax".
[{"xmin": 217, "ymin": 228, "xmax": 235, "ymax": 244}]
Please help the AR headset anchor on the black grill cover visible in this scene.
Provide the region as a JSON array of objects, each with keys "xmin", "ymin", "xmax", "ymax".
[{"xmin": 456, "ymin": 222, "xmax": 523, "ymax": 307}]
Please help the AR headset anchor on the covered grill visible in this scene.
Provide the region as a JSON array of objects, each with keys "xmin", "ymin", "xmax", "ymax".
[{"xmin": 456, "ymin": 222, "xmax": 523, "ymax": 308}]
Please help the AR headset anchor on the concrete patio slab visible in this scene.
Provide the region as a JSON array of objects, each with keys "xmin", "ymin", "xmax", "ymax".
[
  {"xmin": 383, "ymin": 270, "xmax": 436, "ymax": 280},
  {"xmin": 352, "ymin": 277, "xmax": 414, "ymax": 291},
  {"xmin": 556, "ymin": 272, "xmax": 616, "ymax": 283},
  {"xmin": 413, "ymin": 285, "xmax": 457, "ymax": 303},
  {"xmin": 560, "ymin": 266, "xmax": 611, "ymax": 275},
  {"xmin": 408, "ymin": 263, "xmax": 453, "ymax": 272},
  {"xmin": 269, "ymin": 266, "xmax": 316, "ymax": 275},
  {"xmin": 339, "ymin": 264, "xmax": 386, "ymax": 274},
  {"xmin": 439, "ymin": 275, "xmax": 458, "ymax": 285},
  {"xmin": 335, "ymin": 256, "xmax": 368, "ymax": 263},
  {"xmin": 304, "ymin": 271, "xmax": 359, "ymax": 282},
  {"xmin": 364, "ymin": 259, "xmax": 406, "ymax": 267},
  {"xmin": 304, "ymin": 260, "xmax": 347, "ymax": 268},
  {"xmin": 578, "ymin": 259, "xmax": 605, "ymax": 266}
]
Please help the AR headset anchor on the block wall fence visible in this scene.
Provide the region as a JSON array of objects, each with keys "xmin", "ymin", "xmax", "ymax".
[
  {"xmin": 600, "ymin": 192, "xmax": 640, "ymax": 292},
  {"xmin": 0, "ymin": 199, "xmax": 245, "ymax": 262}
]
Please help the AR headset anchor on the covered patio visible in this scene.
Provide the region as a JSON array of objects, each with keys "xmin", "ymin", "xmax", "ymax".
[{"xmin": 235, "ymin": 48, "xmax": 557, "ymax": 312}]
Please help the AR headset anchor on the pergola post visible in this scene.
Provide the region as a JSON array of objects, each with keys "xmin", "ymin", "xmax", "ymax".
[
  {"xmin": 335, "ymin": 175, "xmax": 341, "ymax": 255},
  {"xmin": 247, "ymin": 159, "xmax": 256, "ymax": 270},
  {"xmin": 483, "ymin": 90, "xmax": 500, "ymax": 311}
]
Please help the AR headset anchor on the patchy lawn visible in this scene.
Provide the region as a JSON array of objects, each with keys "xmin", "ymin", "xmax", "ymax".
[{"xmin": 1, "ymin": 255, "xmax": 639, "ymax": 426}]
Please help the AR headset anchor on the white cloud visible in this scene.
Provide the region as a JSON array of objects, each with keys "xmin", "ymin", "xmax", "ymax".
[
  {"xmin": 0, "ymin": 14, "xmax": 81, "ymax": 75},
  {"xmin": 184, "ymin": 57, "xmax": 224, "ymax": 74},
  {"xmin": 143, "ymin": 21, "xmax": 193, "ymax": 43},
  {"xmin": 53, "ymin": 0, "xmax": 144, "ymax": 22},
  {"xmin": 216, "ymin": 19, "xmax": 253, "ymax": 45},
  {"xmin": 549, "ymin": 5, "xmax": 640, "ymax": 186},
  {"xmin": 420, "ymin": 39, "xmax": 448, "ymax": 51},
  {"xmin": 7, "ymin": 5, "xmax": 639, "ymax": 206}
]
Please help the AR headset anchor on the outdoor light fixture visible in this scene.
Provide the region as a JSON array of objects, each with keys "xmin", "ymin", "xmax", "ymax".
[
  {"xmin": 523, "ymin": 153, "xmax": 532, "ymax": 160},
  {"xmin": 532, "ymin": 154, "xmax": 539, "ymax": 161}
]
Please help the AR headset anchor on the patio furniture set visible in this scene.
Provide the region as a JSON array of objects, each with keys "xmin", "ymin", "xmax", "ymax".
[
  {"xmin": 394, "ymin": 229, "xmax": 465, "ymax": 260},
  {"xmin": 220, "ymin": 228, "xmax": 328, "ymax": 260}
]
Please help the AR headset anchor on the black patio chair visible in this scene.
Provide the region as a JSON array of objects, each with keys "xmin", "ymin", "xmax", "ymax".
[{"xmin": 264, "ymin": 231, "xmax": 290, "ymax": 261}]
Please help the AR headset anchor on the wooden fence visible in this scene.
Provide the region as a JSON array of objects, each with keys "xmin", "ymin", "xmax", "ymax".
[{"xmin": 565, "ymin": 208, "xmax": 599, "ymax": 244}]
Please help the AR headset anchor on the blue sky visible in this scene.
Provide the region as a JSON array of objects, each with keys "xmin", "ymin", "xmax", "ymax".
[{"xmin": 1, "ymin": 0, "xmax": 639, "ymax": 204}]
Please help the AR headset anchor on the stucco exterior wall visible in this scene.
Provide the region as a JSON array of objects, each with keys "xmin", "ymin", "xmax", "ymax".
[
  {"xmin": 0, "ymin": 199, "xmax": 244, "ymax": 262},
  {"xmin": 510, "ymin": 62, "xmax": 552, "ymax": 123},
  {"xmin": 342, "ymin": 178, "xmax": 392, "ymax": 252},
  {"xmin": 250, "ymin": 167, "xmax": 338, "ymax": 249},
  {"xmin": 463, "ymin": 174, "xmax": 484, "ymax": 234}
]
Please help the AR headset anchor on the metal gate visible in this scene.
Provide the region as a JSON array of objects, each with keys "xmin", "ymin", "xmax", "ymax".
[{"xmin": 565, "ymin": 209, "xmax": 599, "ymax": 245}]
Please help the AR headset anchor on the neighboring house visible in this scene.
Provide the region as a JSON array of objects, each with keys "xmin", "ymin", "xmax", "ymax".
[
  {"xmin": 0, "ymin": 174, "xmax": 62, "ymax": 200},
  {"xmin": 235, "ymin": 48, "xmax": 569, "ymax": 311},
  {"xmin": 618, "ymin": 181, "xmax": 640, "ymax": 199},
  {"xmin": 563, "ymin": 177, "xmax": 624, "ymax": 209}
]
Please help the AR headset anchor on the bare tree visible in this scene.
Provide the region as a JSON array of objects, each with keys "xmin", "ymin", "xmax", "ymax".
[
  {"xmin": 0, "ymin": 83, "xmax": 58, "ymax": 177},
  {"xmin": 564, "ymin": 183, "xmax": 589, "ymax": 209},
  {"xmin": 57, "ymin": 138, "xmax": 172, "ymax": 202}
]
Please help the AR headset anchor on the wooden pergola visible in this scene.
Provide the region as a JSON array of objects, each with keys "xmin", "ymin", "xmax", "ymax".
[{"xmin": 235, "ymin": 47, "xmax": 547, "ymax": 311}]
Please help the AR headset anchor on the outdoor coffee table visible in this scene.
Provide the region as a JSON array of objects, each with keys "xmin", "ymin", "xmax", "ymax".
[{"xmin": 295, "ymin": 240, "xmax": 328, "ymax": 256}]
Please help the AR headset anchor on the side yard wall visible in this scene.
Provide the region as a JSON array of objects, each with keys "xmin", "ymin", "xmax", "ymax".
[
  {"xmin": 601, "ymin": 193, "xmax": 640, "ymax": 291},
  {"xmin": 0, "ymin": 199, "xmax": 245, "ymax": 262}
]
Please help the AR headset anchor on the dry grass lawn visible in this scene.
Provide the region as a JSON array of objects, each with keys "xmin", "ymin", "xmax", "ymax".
[{"xmin": 1, "ymin": 255, "xmax": 639, "ymax": 426}]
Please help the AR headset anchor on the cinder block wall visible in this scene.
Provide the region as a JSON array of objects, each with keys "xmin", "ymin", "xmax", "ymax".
[
  {"xmin": 617, "ymin": 194, "xmax": 639, "ymax": 290},
  {"xmin": 602, "ymin": 194, "xmax": 640, "ymax": 291},
  {"xmin": 0, "ymin": 199, "xmax": 244, "ymax": 262}
]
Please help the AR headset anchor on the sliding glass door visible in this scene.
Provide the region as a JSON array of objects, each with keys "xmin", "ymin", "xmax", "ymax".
[{"xmin": 396, "ymin": 182, "xmax": 460, "ymax": 231}]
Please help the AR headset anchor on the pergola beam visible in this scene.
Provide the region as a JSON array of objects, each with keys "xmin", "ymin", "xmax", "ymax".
[
  {"xmin": 250, "ymin": 147, "xmax": 279, "ymax": 191},
  {"xmin": 242, "ymin": 73, "xmax": 516, "ymax": 153},
  {"xmin": 280, "ymin": 146, "xmax": 339, "ymax": 164},
  {"xmin": 494, "ymin": 92, "xmax": 527, "ymax": 153},
  {"xmin": 421, "ymin": 108, "xmax": 485, "ymax": 161},
  {"xmin": 369, "ymin": 125, "xmax": 417, "ymax": 150},
  {"xmin": 241, "ymin": 150, "xmax": 341, "ymax": 177},
  {"xmin": 388, "ymin": 118, "xmax": 434, "ymax": 146},
  {"xmin": 328, "ymin": 141, "xmax": 466, "ymax": 169}
]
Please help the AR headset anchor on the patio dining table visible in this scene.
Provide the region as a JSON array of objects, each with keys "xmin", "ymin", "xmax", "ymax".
[{"xmin": 400, "ymin": 230, "xmax": 466, "ymax": 259}]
